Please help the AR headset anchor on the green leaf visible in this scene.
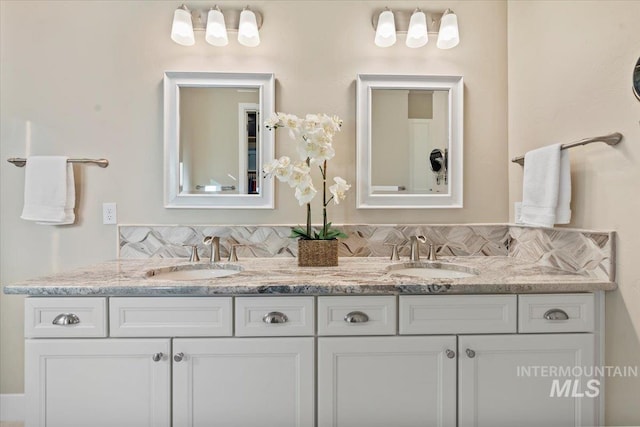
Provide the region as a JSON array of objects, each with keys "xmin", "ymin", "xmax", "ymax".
[{"xmin": 290, "ymin": 227, "xmax": 311, "ymax": 240}]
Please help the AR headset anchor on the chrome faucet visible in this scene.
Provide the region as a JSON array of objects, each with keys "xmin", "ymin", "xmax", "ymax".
[
  {"xmin": 203, "ymin": 236, "xmax": 221, "ymax": 263},
  {"xmin": 409, "ymin": 235, "xmax": 427, "ymax": 261}
]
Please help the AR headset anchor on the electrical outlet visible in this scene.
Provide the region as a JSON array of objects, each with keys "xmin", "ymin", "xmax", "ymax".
[{"xmin": 102, "ymin": 202, "xmax": 117, "ymax": 225}]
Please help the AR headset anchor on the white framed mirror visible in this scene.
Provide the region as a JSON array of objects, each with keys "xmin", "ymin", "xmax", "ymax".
[
  {"xmin": 164, "ymin": 72, "xmax": 275, "ymax": 208},
  {"xmin": 356, "ymin": 74, "xmax": 463, "ymax": 209}
]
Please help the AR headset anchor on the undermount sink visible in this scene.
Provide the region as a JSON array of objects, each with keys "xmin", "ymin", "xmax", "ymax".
[
  {"xmin": 145, "ymin": 264, "xmax": 243, "ymax": 281},
  {"xmin": 387, "ymin": 262, "xmax": 478, "ymax": 279}
]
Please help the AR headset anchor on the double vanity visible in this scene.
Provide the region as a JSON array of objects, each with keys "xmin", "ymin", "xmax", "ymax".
[{"xmin": 6, "ymin": 226, "xmax": 615, "ymax": 427}]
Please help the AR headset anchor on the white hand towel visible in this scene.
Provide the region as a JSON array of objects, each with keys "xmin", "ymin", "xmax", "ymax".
[
  {"xmin": 520, "ymin": 144, "xmax": 571, "ymax": 228},
  {"xmin": 20, "ymin": 156, "xmax": 76, "ymax": 225}
]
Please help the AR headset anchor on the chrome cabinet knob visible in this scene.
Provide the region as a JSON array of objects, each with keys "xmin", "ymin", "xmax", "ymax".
[
  {"xmin": 344, "ymin": 311, "xmax": 369, "ymax": 323},
  {"xmin": 263, "ymin": 311, "xmax": 288, "ymax": 324},
  {"xmin": 544, "ymin": 308, "xmax": 569, "ymax": 320},
  {"xmin": 152, "ymin": 353, "xmax": 163, "ymax": 362},
  {"xmin": 174, "ymin": 352, "xmax": 184, "ymax": 362},
  {"xmin": 466, "ymin": 348, "xmax": 476, "ymax": 358},
  {"xmin": 445, "ymin": 349, "xmax": 456, "ymax": 359},
  {"xmin": 52, "ymin": 313, "xmax": 80, "ymax": 326}
]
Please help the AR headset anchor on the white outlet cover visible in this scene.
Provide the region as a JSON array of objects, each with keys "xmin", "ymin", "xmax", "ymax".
[{"xmin": 103, "ymin": 202, "xmax": 117, "ymax": 225}]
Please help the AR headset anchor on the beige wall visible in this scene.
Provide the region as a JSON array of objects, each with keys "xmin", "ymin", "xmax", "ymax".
[
  {"xmin": 0, "ymin": 0, "xmax": 509, "ymax": 394},
  {"xmin": 508, "ymin": 1, "xmax": 640, "ymax": 424}
]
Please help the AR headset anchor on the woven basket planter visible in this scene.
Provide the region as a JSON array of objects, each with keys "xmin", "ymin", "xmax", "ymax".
[{"xmin": 298, "ymin": 239, "xmax": 339, "ymax": 267}]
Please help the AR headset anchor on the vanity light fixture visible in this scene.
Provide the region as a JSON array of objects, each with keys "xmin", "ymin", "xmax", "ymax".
[
  {"xmin": 374, "ymin": 8, "xmax": 397, "ymax": 47},
  {"xmin": 372, "ymin": 7, "xmax": 460, "ymax": 50},
  {"xmin": 406, "ymin": 9, "xmax": 428, "ymax": 48},
  {"xmin": 171, "ymin": 4, "xmax": 196, "ymax": 46},
  {"xmin": 170, "ymin": 4, "xmax": 263, "ymax": 47},
  {"xmin": 436, "ymin": 9, "xmax": 459, "ymax": 49},
  {"xmin": 238, "ymin": 7, "xmax": 260, "ymax": 47},
  {"xmin": 205, "ymin": 6, "xmax": 228, "ymax": 46}
]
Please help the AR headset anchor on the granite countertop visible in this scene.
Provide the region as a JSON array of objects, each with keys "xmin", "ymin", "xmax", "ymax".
[{"xmin": 2, "ymin": 256, "xmax": 616, "ymax": 296}]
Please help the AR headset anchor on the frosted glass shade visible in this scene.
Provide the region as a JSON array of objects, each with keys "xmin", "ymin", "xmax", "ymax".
[
  {"xmin": 238, "ymin": 9, "xmax": 260, "ymax": 47},
  {"xmin": 171, "ymin": 7, "xmax": 195, "ymax": 46},
  {"xmin": 206, "ymin": 8, "xmax": 228, "ymax": 46},
  {"xmin": 406, "ymin": 10, "xmax": 428, "ymax": 48},
  {"xmin": 437, "ymin": 10, "xmax": 459, "ymax": 49},
  {"xmin": 374, "ymin": 10, "xmax": 396, "ymax": 47}
]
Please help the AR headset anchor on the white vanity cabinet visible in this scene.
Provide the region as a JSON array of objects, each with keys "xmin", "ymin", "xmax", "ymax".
[
  {"xmin": 172, "ymin": 337, "xmax": 314, "ymax": 427},
  {"xmin": 25, "ymin": 338, "xmax": 171, "ymax": 427},
  {"xmin": 24, "ymin": 296, "xmax": 315, "ymax": 427},
  {"xmin": 317, "ymin": 295, "xmax": 456, "ymax": 427},
  {"xmin": 23, "ymin": 292, "xmax": 602, "ymax": 427},
  {"xmin": 317, "ymin": 336, "xmax": 457, "ymax": 427},
  {"xmin": 318, "ymin": 294, "xmax": 599, "ymax": 427},
  {"xmin": 458, "ymin": 334, "xmax": 596, "ymax": 427}
]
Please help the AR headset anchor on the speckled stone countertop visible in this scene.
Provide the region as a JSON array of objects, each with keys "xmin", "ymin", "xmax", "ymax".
[{"xmin": 2, "ymin": 257, "xmax": 616, "ymax": 296}]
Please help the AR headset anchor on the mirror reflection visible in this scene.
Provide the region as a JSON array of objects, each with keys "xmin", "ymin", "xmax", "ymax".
[
  {"xmin": 179, "ymin": 87, "xmax": 259, "ymax": 195},
  {"xmin": 371, "ymin": 89, "xmax": 450, "ymax": 194},
  {"xmin": 163, "ymin": 72, "xmax": 274, "ymax": 209},
  {"xmin": 356, "ymin": 74, "xmax": 463, "ymax": 209}
]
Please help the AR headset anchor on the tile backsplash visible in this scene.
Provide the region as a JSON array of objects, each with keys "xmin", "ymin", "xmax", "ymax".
[
  {"xmin": 119, "ymin": 224, "xmax": 614, "ymax": 280},
  {"xmin": 509, "ymin": 226, "xmax": 614, "ymax": 281}
]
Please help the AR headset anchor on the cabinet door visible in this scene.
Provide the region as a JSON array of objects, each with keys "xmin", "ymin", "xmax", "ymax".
[
  {"xmin": 458, "ymin": 334, "xmax": 596, "ymax": 427},
  {"xmin": 318, "ymin": 336, "xmax": 457, "ymax": 427},
  {"xmin": 25, "ymin": 339, "xmax": 171, "ymax": 427},
  {"xmin": 173, "ymin": 337, "xmax": 314, "ymax": 427}
]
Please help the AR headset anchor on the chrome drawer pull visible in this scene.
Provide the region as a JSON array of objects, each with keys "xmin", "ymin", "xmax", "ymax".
[
  {"xmin": 344, "ymin": 311, "xmax": 369, "ymax": 323},
  {"xmin": 262, "ymin": 311, "xmax": 288, "ymax": 324},
  {"xmin": 52, "ymin": 313, "xmax": 80, "ymax": 326},
  {"xmin": 152, "ymin": 353, "xmax": 163, "ymax": 362},
  {"xmin": 445, "ymin": 349, "xmax": 456, "ymax": 359},
  {"xmin": 174, "ymin": 352, "xmax": 184, "ymax": 362},
  {"xmin": 544, "ymin": 308, "xmax": 569, "ymax": 321},
  {"xmin": 466, "ymin": 349, "xmax": 476, "ymax": 358}
]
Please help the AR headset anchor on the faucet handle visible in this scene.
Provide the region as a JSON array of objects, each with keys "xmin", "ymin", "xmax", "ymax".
[
  {"xmin": 228, "ymin": 244, "xmax": 246, "ymax": 262},
  {"xmin": 384, "ymin": 243, "xmax": 400, "ymax": 261},
  {"xmin": 426, "ymin": 243, "xmax": 438, "ymax": 261},
  {"xmin": 182, "ymin": 245, "xmax": 200, "ymax": 262}
]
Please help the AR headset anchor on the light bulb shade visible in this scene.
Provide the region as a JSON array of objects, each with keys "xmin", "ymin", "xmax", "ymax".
[
  {"xmin": 238, "ymin": 9, "xmax": 260, "ymax": 47},
  {"xmin": 206, "ymin": 9, "xmax": 228, "ymax": 46},
  {"xmin": 171, "ymin": 7, "xmax": 195, "ymax": 46},
  {"xmin": 437, "ymin": 11, "xmax": 459, "ymax": 49},
  {"xmin": 406, "ymin": 10, "xmax": 428, "ymax": 48},
  {"xmin": 374, "ymin": 10, "xmax": 396, "ymax": 47}
]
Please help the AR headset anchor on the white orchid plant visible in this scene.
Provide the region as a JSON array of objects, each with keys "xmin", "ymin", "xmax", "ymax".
[{"xmin": 263, "ymin": 113, "xmax": 350, "ymax": 240}]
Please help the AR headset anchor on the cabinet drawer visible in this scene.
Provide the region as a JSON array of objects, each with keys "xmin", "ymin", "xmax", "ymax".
[
  {"xmin": 110, "ymin": 297, "xmax": 232, "ymax": 337},
  {"xmin": 25, "ymin": 297, "xmax": 107, "ymax": 338},
  {"xmin": 399, "ymin": 295, "xmax": 517, "ymax": 334},
  {"xmin": 235, "ymin": 296, "xmax": 314, "ymax": 336},
  {"xmin": 317, "ymin": 296, "xmax": 397, "ymax": 336},
  {"xmin": 518, "ymin": 293, "xmax": 595, "ymax": 333}
]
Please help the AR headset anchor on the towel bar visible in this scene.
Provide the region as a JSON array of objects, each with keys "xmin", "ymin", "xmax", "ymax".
[
  {"xmin": 7, "ymin": 158, "xmax": 109, "ymax": 168},
  {"xmin": 511, "ymin": 132, "xmax": 623, "ymax": 166}
]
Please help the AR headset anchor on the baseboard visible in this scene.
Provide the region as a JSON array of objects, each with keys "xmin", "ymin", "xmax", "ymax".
[{"xmin": 0, "ymin": 394, "xmax": 24, "ymax": 421}]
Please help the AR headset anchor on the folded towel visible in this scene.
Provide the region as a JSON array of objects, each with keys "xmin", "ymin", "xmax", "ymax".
[
  {"xmin": 520, "ymin": 144, "xmax": 571, "ymax": 228},
  {"xmin": 20, "ymin": 156, "xmax": 76, "ymax": 225}
]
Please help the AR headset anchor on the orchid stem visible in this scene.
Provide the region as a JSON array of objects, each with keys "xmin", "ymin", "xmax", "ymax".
[{"xmin": 322, "ymin": 160, "xmax": 328, "ymax": 238}]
